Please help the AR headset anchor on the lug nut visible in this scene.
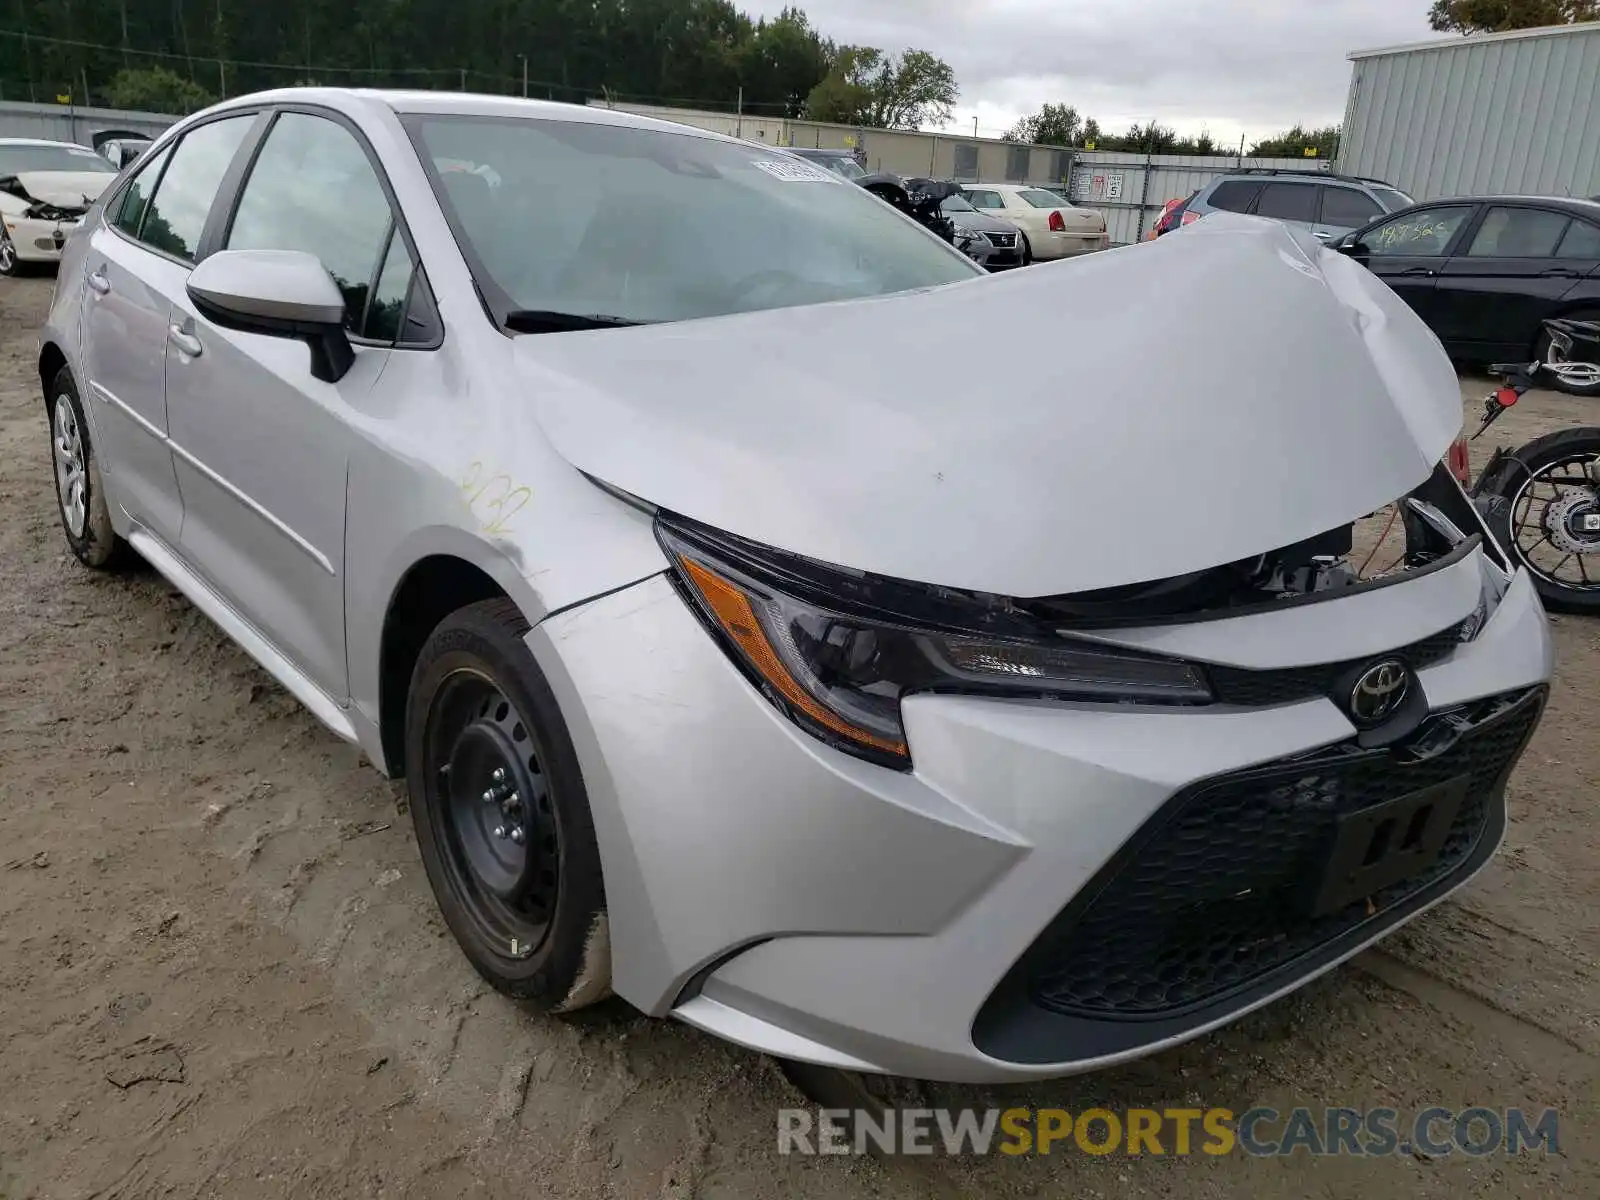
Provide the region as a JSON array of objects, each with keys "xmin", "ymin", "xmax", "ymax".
[
  {"xmin": 481, "ymin": 789, "xmax": 496, "ymax": 804},
  {"xmin": 492, "ymin": 767, "xmax": 507, "ymax": 783},
  {"xmin": 505, "ymin": 791, "xmax": 520, "ymax": 809},
  {"xmin": 493, "ymin": 825, "xmax": 507, "ymax": 839},
  {"xmin": 509, "ymin": 827, "xmax": 525, "ymax": 845}
]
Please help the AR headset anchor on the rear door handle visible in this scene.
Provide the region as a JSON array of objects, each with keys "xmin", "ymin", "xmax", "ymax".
[
  {"xmin": 1397, "ymin": 267, "xmax": 1436, "ymax": 277},
  {"xmin": 87, "ymin": 270, "xmax": 111, "ymax": 295},
  {"xmin": 168, "ymin": 325, "xmax": 203, "ymax": 358},
  {"xmin": 1541, "ymin": 267, "xmax": 1582, "ymax": 278}
]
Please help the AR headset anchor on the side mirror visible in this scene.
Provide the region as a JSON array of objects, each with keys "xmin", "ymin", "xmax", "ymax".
[
  {"xmin": 186, "ymin": 249, "xmax": 354, "ymax": 383},
  {"xmin": 1334, "ymin": 234, "xmax": 1362, "ymax": 255}
]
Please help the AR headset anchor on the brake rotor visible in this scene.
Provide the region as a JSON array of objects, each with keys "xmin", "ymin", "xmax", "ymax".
[{"xmin": 1544, "ymin": 489, "xmax": 1600, "ymax": 556}]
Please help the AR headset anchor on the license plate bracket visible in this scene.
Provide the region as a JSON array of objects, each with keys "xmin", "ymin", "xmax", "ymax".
[{"xmin": 1311, "ymin": 776, "xmax": 1470, "ymax": 917}]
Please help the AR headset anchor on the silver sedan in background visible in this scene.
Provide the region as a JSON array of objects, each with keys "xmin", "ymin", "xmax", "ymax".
[{"xmin": 41, "ymin": 90, "xmax": 1550, "ymax": 1083}]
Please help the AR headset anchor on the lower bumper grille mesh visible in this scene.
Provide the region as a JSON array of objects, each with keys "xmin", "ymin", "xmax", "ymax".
[{"xmin": 1027, "ymin": 687, "xmax": 1543, "ymax": 1020}]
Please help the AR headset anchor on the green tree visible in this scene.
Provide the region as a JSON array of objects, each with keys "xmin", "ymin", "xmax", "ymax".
[
  {"xmin": 1005, "ymin": 103, "xmax": 1082, "ymax": 146},
  {"xmin": 105, "ymin": 66, "xmax": 215, "ymax": 113},
  {"xmin": 864, "ymin": 48, "xmax": 956, "ymax": 128},
  {"xmin": 804, "ymin": 45, "xmax": 957, "ymax": 128},
  {"xmin": 803, "ymin": 45, "xmax": 879, "ymax": 123},
  {"xmin": 1249, "ymin": 123, "xmax": 1341, "ymax": 159},
  {"xmin": 1428, "ymin": 0, "xmax": 1599, "ymax": 33}
]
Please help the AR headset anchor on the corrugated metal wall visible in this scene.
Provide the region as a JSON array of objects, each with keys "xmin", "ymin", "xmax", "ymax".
[
  {"xmin": 1067, "ymin": 153, "xmax": 1327, "ymax": 245},
  {"xmin": 0, "ymin": 100, "xmax": 175, "ymax": 145},
  {"xmin": 1338, "ymin": 23, "xmax": 1600, "ymax": 201}
]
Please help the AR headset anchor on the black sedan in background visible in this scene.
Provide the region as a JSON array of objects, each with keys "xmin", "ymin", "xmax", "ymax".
[{"xmin": 1336, "ymin": 195, "xmax": 1600, "ymax": 394}]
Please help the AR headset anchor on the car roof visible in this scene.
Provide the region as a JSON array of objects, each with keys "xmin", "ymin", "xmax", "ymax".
[
  {"xmin": 0, "ymin": 137, "xmax": 92, "ymax": 148},
  {"xmin": 1392, "ymin": 195, "xmax": 1600, "ymax": 213},
  {"xmin": 192, "ymin": 88, "xmax": 747, "ymax": 147}
]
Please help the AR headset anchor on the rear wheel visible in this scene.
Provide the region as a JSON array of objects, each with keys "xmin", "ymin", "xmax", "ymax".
[
  {"xmin": 0, "ymin": 230, "xmax": 19, "ymax": 276},
  {"xmin": 1481, "ymin": 427, "xmax": 1600, "ymax": 613},
  {"xmin": 47, "ymin": 368, "xmax": 130, "ymax": 570},
  {"xmin": 1536, "ymin": 314, "xmax": 1600, "ymax": 396},
  {"xmin": 405, "ymin": 598, "xmax": 611, "ymax": 1010}
]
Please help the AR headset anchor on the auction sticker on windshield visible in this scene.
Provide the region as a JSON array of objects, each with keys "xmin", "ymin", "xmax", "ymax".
[{"xmin": 751, "ymin": 159, "xmax": 839, "ymax": 183}]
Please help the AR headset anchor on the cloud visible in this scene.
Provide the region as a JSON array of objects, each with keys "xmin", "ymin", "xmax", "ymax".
[{"xmin": 747, "ymin": 0, "xmax": 1440, "ymax": 142}]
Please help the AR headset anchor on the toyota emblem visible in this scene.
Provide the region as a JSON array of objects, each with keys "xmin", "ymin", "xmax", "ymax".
[{"xmin": 1348, "ymin": 660, "xmax": 1410, "ymax": 726}]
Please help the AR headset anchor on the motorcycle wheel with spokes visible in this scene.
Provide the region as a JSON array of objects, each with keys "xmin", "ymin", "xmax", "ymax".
[{"xmin": 1479, "ymin": 427, "xmax": 1600, "ymax": 614}]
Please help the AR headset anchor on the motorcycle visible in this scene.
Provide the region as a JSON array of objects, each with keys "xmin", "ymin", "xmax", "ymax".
[
  {"xmin": 1466, "ymin": 317, "xmax": 1600, "ymax": 614},
  {"xmin": 860, "ymin": 174, "xmax": 960, "ymax": 245}
]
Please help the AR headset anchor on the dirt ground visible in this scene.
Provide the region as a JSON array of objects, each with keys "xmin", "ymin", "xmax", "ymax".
[{"xmin": 1, "ymin": 273, "xmax": 1597, "ymax": 1199}]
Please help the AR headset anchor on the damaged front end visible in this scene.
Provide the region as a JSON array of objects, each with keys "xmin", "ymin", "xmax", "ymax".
[
  {"xmin": 1025, "ymin": 460, "xmax": 1508, "ymax": 627},
  {"xmin": 0, "ymin": 176, "xmax": 91, "ymax": 225},
  {"xmin": 652, "ymin": 458, "xmax": 1514, "ymax": 770}
]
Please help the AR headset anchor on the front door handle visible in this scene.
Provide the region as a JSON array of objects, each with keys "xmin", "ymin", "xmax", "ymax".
[
  {"xmin": 1541, "ymin": 267, "xmax": 1582, "ymax": 278},
  {"xmin": 168, "ymin": 325, "xmax": 203, "ymax": 358},
  {"xmin": 87, "ymin": 269, "xmax": 111, "ymax": 295},
  {"xmin": 1397, "ymin": 267, "xmax": 1436, "ymax": 277}
]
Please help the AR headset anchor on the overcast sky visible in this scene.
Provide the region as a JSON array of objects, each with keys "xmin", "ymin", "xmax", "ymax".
[{"xmin": 746, "ymin": 0, "xmax": 1443, "ymax": 144}]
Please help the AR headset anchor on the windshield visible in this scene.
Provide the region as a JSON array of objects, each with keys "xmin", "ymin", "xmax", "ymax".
[
  {"xmin": 1372, "ymin": 186, "xmax": 1415, "ymax": 212},
  {"xmin": 941, "ymin": 195, "xmax": 976, "ymax": 213},
  {"xmin": 821, "ymin": 156, "xmax": 866, "ymax": 181},
  {"xmin": 1019, "ymin": 188, "xmax": 1067, "ymax": 209},
  {"xmin": 0, "ymin": 143, "xmax": 117, "ymax": 176},
  {"xmin": 408, "ymin": 115, "xmax": 980, "ymax": 326}
]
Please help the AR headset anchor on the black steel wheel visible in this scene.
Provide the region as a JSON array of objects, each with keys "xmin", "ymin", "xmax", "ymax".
[{"xmin": 405, "ymin": 598, "xmax": 611, "ymax": 1009}]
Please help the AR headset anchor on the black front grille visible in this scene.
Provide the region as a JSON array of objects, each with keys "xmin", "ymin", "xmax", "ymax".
[
  {"xmin": 988, "ymin": 232, "xmax": 1017, "ymax": 247},
  {"xmin": 1207, "ymin": 620, "xmax": 1466, "ymax": 707},
  {"xmin": 1024, "ymin": 687, "xmax": 1543, "ymax": 1021}
]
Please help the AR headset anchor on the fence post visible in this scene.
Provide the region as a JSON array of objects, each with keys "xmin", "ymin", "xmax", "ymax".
[{"xmin": 1135, "ymin": 140, "xmax": 1154, "ymax": 241}]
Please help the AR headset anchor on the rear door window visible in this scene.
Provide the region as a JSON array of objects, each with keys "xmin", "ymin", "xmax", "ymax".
[
  {"xmin": 1319, "ymin": 186, "xmax": 1384, "ymax": 227},
  {"xmin": 1206, "ymin": 180, "xmax": 1264, "ymax": 213},
  {"xmin": 135, "ymin": 115, "xmax": 254, "ymax": 261},
  {"xmin": 1254, "ymin": 182, "xmax": 1320, "ymax": 223},
  {"xmin": 1557, "ymin": 219, "xmax": 1600, "ymax": 258},
  {"xmin": 1466, "ymin": 207, "xmax": 1571, "ymax": 258},
  {"xmin": 111, "ymin": 142, "xmax": 174, "ymax": 238}
]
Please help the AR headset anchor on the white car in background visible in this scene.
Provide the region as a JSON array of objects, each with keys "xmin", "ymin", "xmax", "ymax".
[
  {"xmin": 961, "ymin": 183, "xmax": 1108, "ymax": 262},
  {"xmin": 0, "ymin": 138, "xmax": 120, "ymax": 275}
]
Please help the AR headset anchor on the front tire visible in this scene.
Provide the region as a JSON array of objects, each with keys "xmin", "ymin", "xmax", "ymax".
[
  {"xmin": 47, "ymin": 368, "xmax": 130, "ymax": 570},
  {"xmin": 1020, "ymin": 233, "xmax": 1034, "ymax": 266},
  {"xmin": 1537, "ymin": 314, "xmax": 1600, "ymax": 396},
  {"xmin": 405, "ymin": 598, "xmax": 611, "ymax": 1011},
  {"xmin": 1480, "ymin": 427, "xmax": 1600, "ymax": 614},
  {"xmin": 0, "ymin": 230, "xmax": 19, "ymax": 277}
]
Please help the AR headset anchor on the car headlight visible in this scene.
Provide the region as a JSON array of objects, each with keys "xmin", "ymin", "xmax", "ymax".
[{"xmin": 656, "ymin": 515, "xmax": 1212, "ymax": 768}]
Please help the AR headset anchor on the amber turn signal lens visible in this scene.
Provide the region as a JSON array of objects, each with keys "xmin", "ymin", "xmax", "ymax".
[{"xmin": 676, "ymin": 555, "xmax": 910, "ymax": 759}]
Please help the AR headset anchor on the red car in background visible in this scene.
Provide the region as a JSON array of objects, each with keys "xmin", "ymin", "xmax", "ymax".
[{"xmin": 1147, "ymin": 191, "xmax": 1203, "ymax": 239}]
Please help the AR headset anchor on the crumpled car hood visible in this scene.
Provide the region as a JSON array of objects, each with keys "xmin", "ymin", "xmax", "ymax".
[
  {"xmin": 517, "ymin": 213, "xmax": 1462, "ymax": 597},
  {"xmin": 9, "ymin": 171, "xmax": 112, "ymax": 208}
]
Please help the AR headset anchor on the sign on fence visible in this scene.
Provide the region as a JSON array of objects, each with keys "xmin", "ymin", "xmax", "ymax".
[{"xmin": 1086, "ymin": 171, "xmax": 1124, "ymax": 200}]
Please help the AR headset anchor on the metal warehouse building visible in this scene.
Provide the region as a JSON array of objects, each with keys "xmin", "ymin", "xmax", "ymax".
[{"xmin": 1338, "ymin": 21, "xmax": 1600, "ymax": 202}]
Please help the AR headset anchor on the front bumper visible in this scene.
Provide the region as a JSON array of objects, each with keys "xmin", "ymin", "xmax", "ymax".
[
  {"xmin": 529, "ymin": 556, "xmax": 1551, "ymax": 1083},
  {"xmin": 3, "ymin": 214, "xmax": 79, "ymax": 262}
]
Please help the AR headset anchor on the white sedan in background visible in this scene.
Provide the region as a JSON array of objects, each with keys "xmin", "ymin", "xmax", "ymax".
[
  {"xmin": 961, "ymin": 183, "xmax": 1108, "ymax": 262},
  {"xmin": 0, "ymin": 138, "xmax": 120, "ymax": 275}
]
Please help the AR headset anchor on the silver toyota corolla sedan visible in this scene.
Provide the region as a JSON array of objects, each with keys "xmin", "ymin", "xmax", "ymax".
[{"xmin": 40, "ymin": 89, "xmax": 1552, "ymax": 1084}]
